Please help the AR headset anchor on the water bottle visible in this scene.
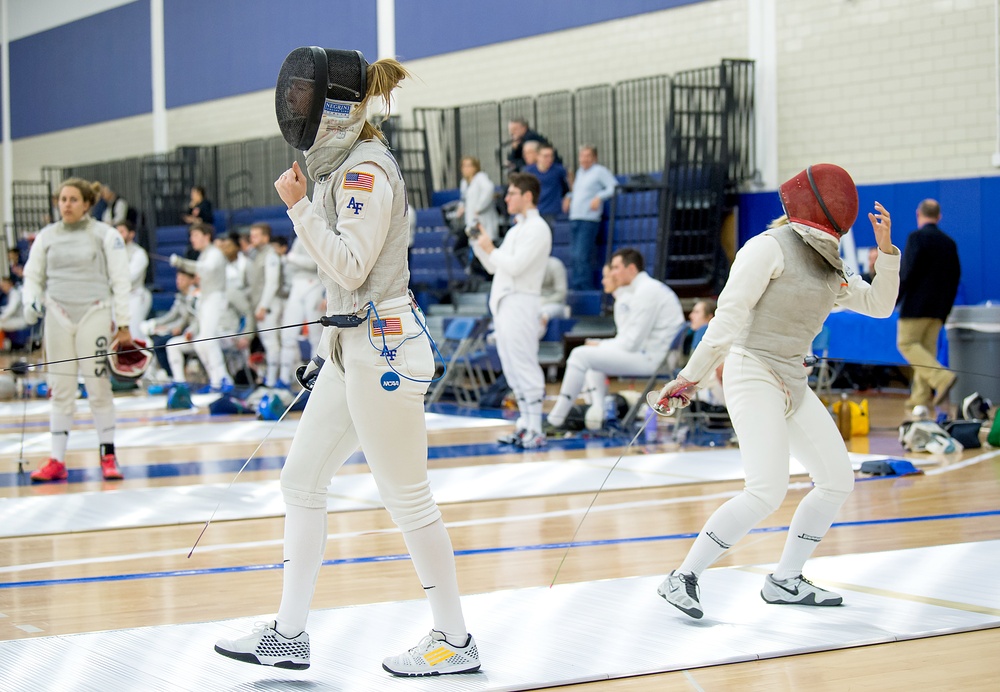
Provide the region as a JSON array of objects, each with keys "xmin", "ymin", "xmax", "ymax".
[
  {"xmin": 604, "ymin": 395, "xmax": 619, "ymax": 429},
  {"xmin": 837, "ymin": 393, "xmax": 853, "ymax": 440},
  {"xmin": 644, "ymin": 406, "xmax": 658, "ymax": 445}
]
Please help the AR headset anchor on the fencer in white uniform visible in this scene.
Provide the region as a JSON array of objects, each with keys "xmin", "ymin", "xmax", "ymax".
[
  {"xmin": 214, "ymin": 48, "xmax": 478, "ymax": 676},
  {"xmin": 170, "ymin": 223, "xmax": 232, "ymax": 391},
  {"xmin": 117, "ymin": 220, "xmax": 151, "ymax": 338},
  {"xmin": 0, "ymin": 277, "xmax": 27, "ymax": 335},
  {"xmin": 245, "ymin": 222, "xmax": 286, "ymax": 387},
  {"xmin": 279, "ymin": 236, "xmax": 325, "ymax": 384},
  {"xmin": 655, "ymin": 164, "xmax": 900, "ymax": 619},
  {"xmin": 471, "ymin": 172, "xmax": 552, "ymax": 448},
  {"xmin": 22, "ymin": 178, "xmax": 132, "ymax": 482},
  {"xmin": 547, "ymin": 247, "xmax": 684, "ymax": 431}
]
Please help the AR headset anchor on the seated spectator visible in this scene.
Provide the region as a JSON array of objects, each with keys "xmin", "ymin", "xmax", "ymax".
[
  {"xmin": 142, "ymin": 270, "xmax": 197, "ymax": 380},
  {"xmin": 686, "ymin": 298, "xmax": 725, "ymax": 410},
  {"xmin": 521, "ymin": 140, "xmax": 540, "ymax": 169},
  {"xmin": 0, "ymin": 276, "xmax": 28, "ymax": 350},
  {"xmin": 525, "ymin": 144, "xmax": 569, "ymax": 227},
  {"xmin": 8, "ymin": 248, "xmax": 24, "ymax": 281},
  {"xmin": 182, "ymin": 185, "xmax": 215, "ymax": 225},
  {"xmin": 539, "ymin": 256, "xmax": 570, "ymax": 336},
  {"xmin": 547, "ymin": 248, "xmax": 685, "ymax": 431}
]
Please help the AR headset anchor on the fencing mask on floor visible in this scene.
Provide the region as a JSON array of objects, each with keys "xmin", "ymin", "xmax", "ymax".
[{"xmin": 275, "ymin": 47, "xmax": 368, "ymax": 151}]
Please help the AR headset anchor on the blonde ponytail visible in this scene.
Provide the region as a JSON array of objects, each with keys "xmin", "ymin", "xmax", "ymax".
[{"xmin": 359, "ymin": 58, "xmax": 410, "ymax": 143}]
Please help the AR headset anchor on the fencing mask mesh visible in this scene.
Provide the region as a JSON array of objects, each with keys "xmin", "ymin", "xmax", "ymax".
[{"xmin": 275, "ymin": 47, "xmax": 368, "ymax": 151}]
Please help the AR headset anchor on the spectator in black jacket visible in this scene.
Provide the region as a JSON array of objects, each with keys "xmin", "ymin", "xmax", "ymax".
[{"xmin": 897, "ymin": 198, "xmax": 961, "ymax": 413}]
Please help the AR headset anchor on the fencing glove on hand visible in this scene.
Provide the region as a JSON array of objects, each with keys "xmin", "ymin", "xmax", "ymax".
[
  {"xmin": 647, "ymin": 376, "xmax": 697, "ymax": 416},
  {"xmin": 169, "ymin": 254, "xmax": 181, "ymax": 267},
  {"xmin": 23, "ymin": 302, "xmax": 44, "ymax": 326},
  {"xmin": 295, "ymin": 356, "xmax": 325, "ymax": 392}
]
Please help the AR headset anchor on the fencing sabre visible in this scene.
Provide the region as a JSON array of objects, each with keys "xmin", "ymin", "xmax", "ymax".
[
  {"xmin": 549, "ymin": 409, "xmax": 662, "ymax": 588},
  {"xmin": 187, "ymin": 386, "xmax": 307, "ymax": 558}
]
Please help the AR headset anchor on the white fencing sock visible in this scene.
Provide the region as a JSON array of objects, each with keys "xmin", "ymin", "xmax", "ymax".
[
  {"xmin": 401, "ymin": 519, "xmax": 467, "ymax": 643},
  {"xmin": 50, "ymin": 413, "xmax": 73, "ymax": 462},
  {"xmin": 678, "ymin": 492, "xmax": 770, "ymax": 576},
  {"xmin": 772, "ymin": 488, "xmax": 847, "ymax": 581},
  {"xmin": 276, "ymin": 504, "xmax": 328, "ymax": 636}
]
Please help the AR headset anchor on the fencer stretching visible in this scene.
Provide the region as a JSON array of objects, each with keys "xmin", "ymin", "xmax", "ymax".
[
  {"xmin": 655, "ymin": 164, "xmax": 900, "ymax": 619},
  {"xmin": 22, "ymin": 178, "xmax": 133, "ymax": 482},
  {"xmin": 214, "ymin": 50, "xmax": 478, "ymax": 676}
]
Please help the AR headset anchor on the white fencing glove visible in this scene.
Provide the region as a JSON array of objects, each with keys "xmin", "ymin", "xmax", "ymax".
[
  {"xmin": 295, "ymin": 356, "xmax": 325, "ymax": 392},
  {"xmin": 169, "ymin": 254, "xmax": 181, "ymax": 267},
  {"xmin": 23, "ymin": 302, "xmax": 44, "ymax": 326}
]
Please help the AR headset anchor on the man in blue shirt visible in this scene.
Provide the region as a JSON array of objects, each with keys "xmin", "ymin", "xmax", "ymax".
[
  {"xmin": 524, "ymin": 144, "xmax": 568, "ymax": 227},
  {"xmin": 562, "ymin": 145, "xmax": 618, "ymax": 290}
]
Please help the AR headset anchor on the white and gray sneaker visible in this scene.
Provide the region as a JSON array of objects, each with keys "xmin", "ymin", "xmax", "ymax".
[
  {"xmin": 497, "ymin": 429, "xmax": 526, "ymax": 445},
  {"xmin": 214, "ymin": 620, "xmax": 311, "ymax": 670},
  {"xmin": 761, "ymin": 573, "xmax": 843, "ymax": 606},
  {"xmin": 657, "ymin": 570, "xmax": 703, "ymax": 619},
  {"xmin": 382, "ymin": 630, "xmax": 481, "ymax": 677}
]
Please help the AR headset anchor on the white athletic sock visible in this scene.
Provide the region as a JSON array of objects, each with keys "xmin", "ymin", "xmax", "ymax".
[
  {"xmin": 678, "ymin": 492, "xmax": 769, "ymax": 576},
  {"xmin": 772, "ymin": 489, "xmax": 845, "ymax": 581},
  {"xmin": 50, "ymin": 413, "xmax": 73, "ymax": 462},
  {"xmin": 92, "ymin": 408, "xmax": 116, "ymax": 446},
  {"xmin": 275, "ymin": 504, "xmax": 327, "ymax": 636},
  {"xmin": 401, "ymin": 519, "xmax": 467, "ymax": 642},
  {"xmin": 547, "ymin": 394, "xmax": 573, "ymax": 428},
  {"xmin": 526, "ymin": 398, "xmax": 543, "ymax": 435}
]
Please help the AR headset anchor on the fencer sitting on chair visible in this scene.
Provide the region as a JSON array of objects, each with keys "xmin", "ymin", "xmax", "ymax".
[{"xmin": 547, "ymin": 247, "xmax": 685, "ymax": 431}]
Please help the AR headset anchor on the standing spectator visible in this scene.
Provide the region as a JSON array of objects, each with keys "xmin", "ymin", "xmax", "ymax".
[
  {"xmin": 521, "ymin": 140, "xmax": 540, "ymax": 169},
  {"xmin": 654, "ymin": 165, "xmax": 899, "ymax": 620},
  {"xmin": 506, "ymin": 118, "xmax": 551, "ymax": 173},
  {"xmin": 182, "ymin": 185, "xmax": 215, "ymax": 225},
  {"xmin": 897, "ymin": 199, "xmax": 961, "ymax": 414},
  {"xmin": 472, "ymin": 172, "xmax": 552, "ymax": 449},
  {"xmin": 546, "ymin": 248, "xmax": 684, "ymax": 431},
  {"xmin": 22, "ymin": 178, "xmax": 132, "ymax": 482},
  {"xmin": 563, "ymin": 145, "xmax": 618, "ymax": 290},
  {"xmin": 456, "ymin": 156, "xmax": 500, "ymax": 243},
  {"xmin": 99, "ymin": 184, "xmax": 129, "ymax": 227},
  {"xmin": 524, "ymin": 144, "xmax": 569, "ymax": 227},
  {"xmin": 116, "ymin": 220, "xmax": 151, "ymax": 338}
]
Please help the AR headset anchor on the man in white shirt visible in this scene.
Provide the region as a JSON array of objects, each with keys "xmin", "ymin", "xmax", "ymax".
[
  {"xmin": 472, "ymin": 172, "xmax": 552, "ymax": 449},
  {"xmin": 246, "ymin": 222, "xmax": 287, "ymax": 387},
  {"xmin": 547, "ymin": 247, "xmax": 685, "ymax": 431},
  {"xmin": 116, "ymin": 220, "xmax": 150, "ymax": 338}
]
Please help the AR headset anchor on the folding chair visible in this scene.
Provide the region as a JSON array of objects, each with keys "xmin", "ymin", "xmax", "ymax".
[
  {"xmin": 425, "ymin": 316, "xmax": 492, "ymax": 405},
  {"xmin": 810, "ymin": 325, "xmax": 839, "ymax": 400}
]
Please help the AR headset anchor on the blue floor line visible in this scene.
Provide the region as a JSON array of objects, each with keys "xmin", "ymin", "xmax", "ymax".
[
  {"xmin": 0, "ymin": 435, "xmax": 623, "ymax": 488},
  {"xmin": 3, "ymin": 509, "xmax": 997, "ymax": 590}
]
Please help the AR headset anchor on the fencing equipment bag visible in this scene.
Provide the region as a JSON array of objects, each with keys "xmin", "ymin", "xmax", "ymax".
[{"xmin": 275, "ymin": 47, "xmax": 368, "ymax": 151}]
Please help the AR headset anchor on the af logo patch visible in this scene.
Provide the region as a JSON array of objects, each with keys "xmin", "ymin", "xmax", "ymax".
[{"xmin": 345, "ymin": 197, "xmax": 366, "ymax": 217}]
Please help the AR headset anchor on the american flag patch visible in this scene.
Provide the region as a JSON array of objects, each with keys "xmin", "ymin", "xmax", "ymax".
[
  {"xmin": 371, "ymin": 317, "xmax": 403, "ymax": 337},
  {"xmin": 344, "ymin": 170, "xmax": 375, "ymax": 192}
]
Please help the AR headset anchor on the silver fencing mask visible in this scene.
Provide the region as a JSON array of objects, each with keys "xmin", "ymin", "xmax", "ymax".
[{"xmin": 275, "ymin": 47, "xmax": 368, "ymax": 151}]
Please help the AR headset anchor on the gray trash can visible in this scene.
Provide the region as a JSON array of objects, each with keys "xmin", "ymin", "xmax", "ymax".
[{"xmin": 945, "ymin": 304, "xmax": 1000, "ymax": 406}]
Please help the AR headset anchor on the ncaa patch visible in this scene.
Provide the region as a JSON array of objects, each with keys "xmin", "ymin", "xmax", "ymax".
[
  {"xmin": 371, "ymin": 317, "xmax": 403, "ymax": 338},
  {"xmin": 380, "ymin": 371, "xmax": 400, "ymax": 392},
  {"xmin": 343, "ymin": 170, "xmax": 375, "ymax": 192}
]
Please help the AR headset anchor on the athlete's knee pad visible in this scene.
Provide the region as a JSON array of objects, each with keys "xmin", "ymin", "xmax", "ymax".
[{"xmin": 376, "ymin": 478, "xmax": 441, "ymax": 533}]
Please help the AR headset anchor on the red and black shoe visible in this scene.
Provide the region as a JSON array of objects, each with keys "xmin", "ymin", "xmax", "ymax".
[
  {"xmin": 31, "ymin": 458, "xmax": 68, "ymax": 483},
  {"xmin": 101, "ymin": 454, "xmax": 124, "ymax": 481}
]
